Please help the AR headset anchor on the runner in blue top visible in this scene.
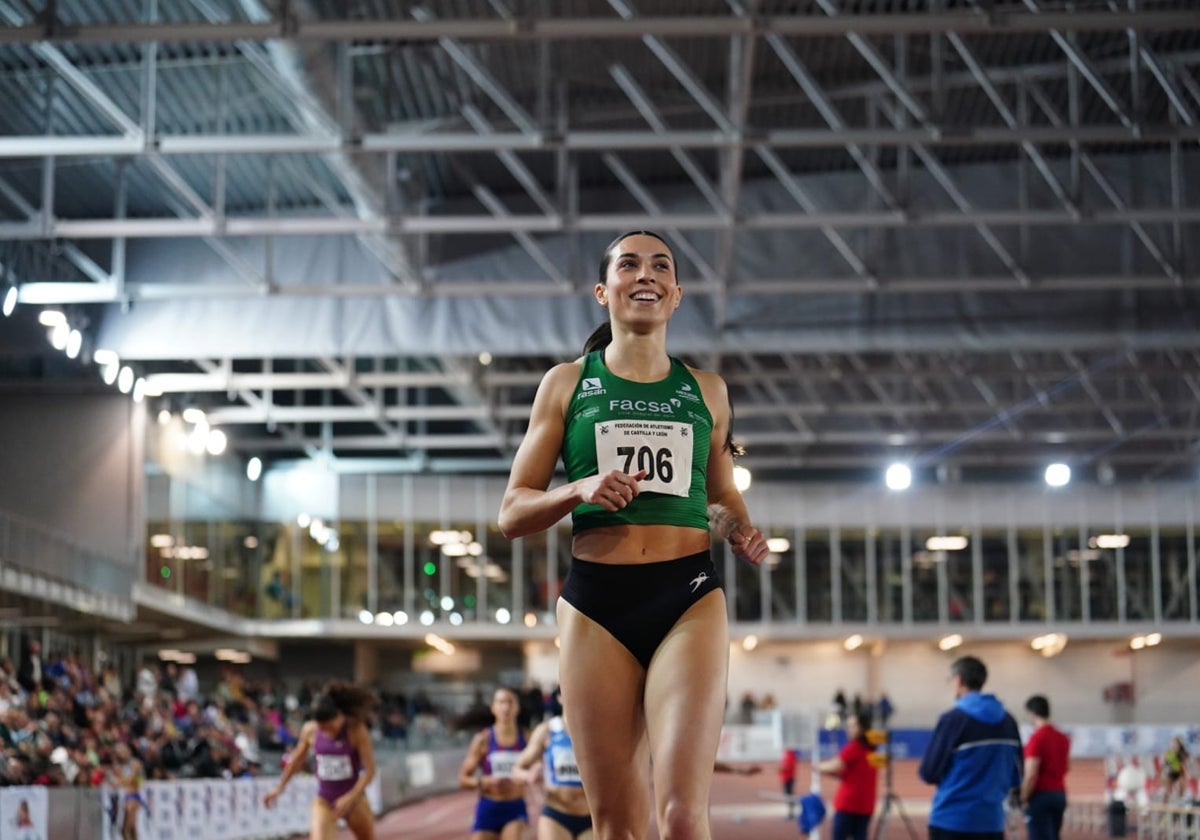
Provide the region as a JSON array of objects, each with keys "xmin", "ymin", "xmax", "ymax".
[
  {"xmin": 514, "ymin": 707, "xmax": 592, "ymax": 840},
  {"xmin": 460, "ymin": 686, "xmax": 530, "ymax": 840}
]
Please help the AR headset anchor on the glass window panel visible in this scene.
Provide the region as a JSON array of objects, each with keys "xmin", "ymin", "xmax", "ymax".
[
  {"xmin": 1050, "ymin": 526, "xmax": 1083, "ymax": 622},
  {"xmin": 805, "ymin": 530, "xmax": 832, "ymax": 623},
  {"xmin": 1084, "ymin": 528, "xmax": 1119, "ymax": 621},
  {"xmin": 1122, "ymin": 528, "xmax": 1154, "ymax": 621},
  {"xmin": 1015, "ymin": 529, "xmax": 1049, "ymax": 621},
  {"xmin": 910, "ymin": 530, "xmax": 940, "ymax": 623},
  {"xmin": 1160, "ymin": 528, "xmax": 1196, "ymax": 621},
  {"xmin": 979, "ymin": 530, "xmax": 1011, "ymax": 622},
  {"xmin": 839, "ymin": 529, "xmax": 869, "ymax": 623},
  {"xmin": 874, "ymin": 529, "xmax": 904, "ymax": 624},
  {"xmin": 765, "ymin": 528, "xmax": 797, "ymax": 622},
  {"xmin": 944, "ymin": 536, "xmax": 974, "ymax": 622},
  {"xmin": 374, "ymin": 520, "xmax": 410, "ymax": 619},
  {"xmin": 732, "ymin": 541, "xmax": 764, "ymax": 623}
]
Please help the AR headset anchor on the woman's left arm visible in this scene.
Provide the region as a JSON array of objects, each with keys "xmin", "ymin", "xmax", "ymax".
[{"xmin": 697, "ymin": 369, "xmax": 769, "ymax": 566}]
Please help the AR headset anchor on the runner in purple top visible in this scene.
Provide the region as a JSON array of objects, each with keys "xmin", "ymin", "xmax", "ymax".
[{"xmin": 264, "ymin": 681, "xmax": 379, "ymax": 840}]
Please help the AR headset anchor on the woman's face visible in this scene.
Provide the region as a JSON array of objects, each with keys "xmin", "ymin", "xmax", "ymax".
[
  {"xmin": 846, "ymin": 716, "xmax": 862, "ymax": 740},
  {"xmin": 491, "ymin": 689, "xmax": 518, "ymax": 724},
  {"xmin": 597, "ymin": 234, "xmax": 681, "ymax": 327},
  {"xmin": 316, "ymin": 713, "xmax": 344, "ymax": 739}
]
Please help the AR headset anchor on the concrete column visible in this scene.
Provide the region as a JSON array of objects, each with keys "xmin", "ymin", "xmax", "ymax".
[{"xmin": 354, "ymin": 641, "xmax": 379, "ymax": 686}]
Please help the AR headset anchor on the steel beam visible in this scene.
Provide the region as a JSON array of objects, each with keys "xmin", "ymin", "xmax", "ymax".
[{"xmin": 5, "ymin": 11, "xmax": 1196, "ymax": 45}]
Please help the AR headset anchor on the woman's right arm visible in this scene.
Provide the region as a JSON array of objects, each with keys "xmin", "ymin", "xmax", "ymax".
[
  {"xmin": 498, "ymin": 364, "xmax": 581, "ymax": 538},
  {"xmin": 458, "ymin": 731, "xmax": 486, "ymax": 791},
  {"xmin": 267, "ymin": 722, "xmax": 313, "ymax": 801}
]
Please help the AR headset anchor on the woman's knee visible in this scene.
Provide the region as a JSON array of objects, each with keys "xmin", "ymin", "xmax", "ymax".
[{"xmin": 656, "ymin": 796, "xmax": 708, "ymax": 840}]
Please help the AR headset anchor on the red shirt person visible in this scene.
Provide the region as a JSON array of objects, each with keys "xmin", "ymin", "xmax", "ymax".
[
  {"xmin": 817, "ymin": 712, "xmax": 879, "ymax": 840},
  {"xmin": 1020, "ymin": 694, "xmax": 1071, "ymax": 840}
]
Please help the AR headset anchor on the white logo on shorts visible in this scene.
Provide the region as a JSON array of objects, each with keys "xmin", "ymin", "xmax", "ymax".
[{"xmin": 689, "ymin": 572, "xmax": 709, "ymax": 593}]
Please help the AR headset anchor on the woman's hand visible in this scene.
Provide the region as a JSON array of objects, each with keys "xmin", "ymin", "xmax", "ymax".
[
  {"xmin": 578, "ymin": 470, "xmax": 645, "ymax": 510},
  {"xmin": 729, "ymin": 524, "xmax": 769, "ymax": 566},
  {"xmin": 262, "ymin": 788, "xmax": 281, "ymax": 809},
  {"xmin": 333, "ymin": 792, "xmax": 357, "ymax": 819}
]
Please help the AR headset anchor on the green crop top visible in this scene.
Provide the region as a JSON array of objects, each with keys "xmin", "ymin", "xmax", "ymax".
[{"xmin": 562, "ymin": 351, "xmax": 713, "ymax": 533}]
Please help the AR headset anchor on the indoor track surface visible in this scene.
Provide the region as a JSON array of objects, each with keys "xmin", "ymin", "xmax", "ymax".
[{"xmin": 300, "ymin": 759, "xmax": 1113, "ymax": 839}]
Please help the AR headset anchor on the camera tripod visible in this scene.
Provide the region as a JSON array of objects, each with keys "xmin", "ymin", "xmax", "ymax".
[{"xmin": 872, "ymin": 730, "xmax": 920, "ymax": 840}]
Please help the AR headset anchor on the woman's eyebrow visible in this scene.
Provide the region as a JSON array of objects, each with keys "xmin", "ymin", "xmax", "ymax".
[{"xmin": 617, "ymin": 251, "xmax": 673, "ymax": 261}]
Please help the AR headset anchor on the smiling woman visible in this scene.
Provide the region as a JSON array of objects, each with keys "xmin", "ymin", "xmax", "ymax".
[{"xmin": 496, "ymin": 230, "xmax": 768, "ymax": 840}]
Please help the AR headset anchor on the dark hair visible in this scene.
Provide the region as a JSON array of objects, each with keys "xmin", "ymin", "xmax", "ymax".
[
  {"xmin": 852, "ymin": 710, "xmax": 873, "ymax": 746},
  {"xmin": 1025, "ymin": 694, "xmax": 1050, "ymax": 718},
  {"xmin": 312, "ymin": 681, "xmax": 378, "ymax": 723},
  {"xmin": 950, "ymin": 655, "xmax": 988, "ymax": 691}
]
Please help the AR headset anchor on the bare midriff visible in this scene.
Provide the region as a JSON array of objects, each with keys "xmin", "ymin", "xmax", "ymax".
[
  {"xmin": 572, "ymin": 524, "xmax": 710, "ymax": 564},
  {"xmin": 544, "ymin": 785, "xmax": 590, "ymax": 816}
]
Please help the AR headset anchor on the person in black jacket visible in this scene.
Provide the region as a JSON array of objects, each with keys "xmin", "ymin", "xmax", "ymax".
[{"xmin": 918, "ymin": 655, "xmax": 1022, "ymax": 840}]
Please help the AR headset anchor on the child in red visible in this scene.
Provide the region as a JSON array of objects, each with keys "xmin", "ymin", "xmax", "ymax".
[{"xmin": 779, "ymin": 746, "xmax": 798, "ymax": 820}]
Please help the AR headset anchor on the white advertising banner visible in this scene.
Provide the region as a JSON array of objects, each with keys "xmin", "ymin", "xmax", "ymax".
[{"xmin": 0, "ymin": 786, "xmax": 49, "ymax": 840}]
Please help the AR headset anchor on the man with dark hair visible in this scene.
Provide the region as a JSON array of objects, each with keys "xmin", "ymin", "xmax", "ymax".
[
  {"xmin": 919, "ymin": 655, "xmax": 1023, "ymax": 840},
  {"xmin": 1020, "ymin": 694, "xmax": 1070, "ymax": 840}
]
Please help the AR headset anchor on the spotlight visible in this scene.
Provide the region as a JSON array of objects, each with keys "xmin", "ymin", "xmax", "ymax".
[
  {"xmin": 885, "ymin": 463, "xmax": 912, "ymax": 491},
  {"xmin": 117, "ymin": 366, "xmax": 134, "ymax": 394},
  {"xmin": 2, "ymin": 285, "xmax": 17, "ymax": 317},
  {"xmin": 733, "ymin": 465, "xmax": 752, "ymax": 492},
  {"xmin": 65, "ymin": 329, "xmax": 82, "ymax": 359},
  {"xmin": 1044, "ymin": 463, "xmax": 1071, "ymax": 487},
  {"xmin": 246, "ymin": 457, "xmax": 262, "ymax": 482}
]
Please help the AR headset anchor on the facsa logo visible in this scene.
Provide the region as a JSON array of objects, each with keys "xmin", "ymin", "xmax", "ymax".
[{"xmin": 609, "ymin": 399, "xmax": 675, "ymax": 414}]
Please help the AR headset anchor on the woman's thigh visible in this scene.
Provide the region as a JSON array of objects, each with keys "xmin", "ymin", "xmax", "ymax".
[
  {"xmin": 344, "ymin": 796, "xmax": 375, "ymax": 840},
  {"xmin": 643, "ymin": 590, "xmax": 729, "ymax": 816},
  {"xmin": 309, "ymin": 797, "xmax": 339, "ymax": 840},
  {"xmin": 556, "ymin": 597, "xmax": 650, "ymax": 831}
]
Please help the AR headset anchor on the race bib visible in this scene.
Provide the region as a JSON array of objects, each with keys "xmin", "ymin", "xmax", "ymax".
[
  {"xmin": 595, "ymin": 420, "xmax": 693, "ymax": 498},
  {"xmin": 316, "ymin": 754, "xmax": 352, "ymax": 781},
  {"xmin": 488, "ymin": 751, "xmax": 518, "ymax": 779},
  {"xmin": 550, "ymin": 746, "xmax": 582, "ymax": 786}
]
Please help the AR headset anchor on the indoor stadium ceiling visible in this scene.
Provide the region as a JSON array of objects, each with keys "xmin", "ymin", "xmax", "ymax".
[{"xmin": 2, "ymin": 0, "xmax": 1200, "ymax": 482}]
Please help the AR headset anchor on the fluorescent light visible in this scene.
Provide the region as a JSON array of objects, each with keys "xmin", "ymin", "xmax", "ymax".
[
  {"xmin": 38, "ymin": 309, "xmax": 66, "ymax": 327},
  {"xmin": 844, "ymin": 634, "xmax": 864, "ymax": 651},
  {"xmin": 1130, "ymin": 635, "xmax": 1146, "ymax": 650},
  {"xmin": 2, "ymin": 286, "xmax": 17, "ymax": 317},
  {"xmin": 205, "ymin": 429, "xmax": 228, "ymax": 456},
  {"xmin": 926, "ymin": 536, "xmax": 969, "ymax": 551},
  {"xmin": 358, "ymin": 609, "xmax": 373, "ymax": 624},
  {"xmin": 1145, "ymin": 632, "xmax": 1162, "ymax": 646},
  {"xmin": 393, "ymin": 610, "xmax": 408, "ymax": 625},
  {"xmin": 246, "ymin": 457, "xmax": 262, "ymax": 481},
  {"xmin": 49, "ymin": 321, "xmax": 69, "ymax": 350},
  {"xmin": 766, "ymin": 537, "xmax": 791, "ymax": 553},
  {"xmin": 92, "ymin": 349, "xmax": 118, "ymax": 366},
  {"xmin": 182, "ymin": 407, "xmax": 206, "ymax": 424},
  {"xmin": 938, "ymin": 634, "xmax": 964, "ymax": 651},
  {"xmin": 1044, "ymin": 463, "xmax": 1071, "ymax": 487},
  {"xmin": 65, "ymin": 329, "xmax": 82, "ymax": 359},
  {"xmin": 1092, "ymin": 534, "xmax": 1130, "ymax": 549},
  {"xmin": 375, "ymin": 612, "xmax": 394, "ymax": 627},
  {"xmin": 495, "ymin": 608, "xmax": 511, "ymax": 624},
  {"xmin": 117, "ymin": 366, "xmax": 134, "ymax": 393},
  {"xmin": 742, "ymin": 635, "xmax": 759, "ymax": 651},
  {"xmin": 132, "ymin": 378, "xmax": 146, "ymax": 403},
  {"xmin": 1031, "ymin": 632, "xmax": 1068, "ymax": 657},
  {"xmin": 885, "ymin": 463, "xmax": 912, "ymax": 491},
  {"xmin": 424, "ymin": 633, "xmax": 455, "ymax": 655}
]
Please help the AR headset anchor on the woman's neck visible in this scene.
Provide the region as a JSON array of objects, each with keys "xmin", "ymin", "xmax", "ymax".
[{"xmin": 605, "ymin": 329, "xmax": 670, "ymax": 381}]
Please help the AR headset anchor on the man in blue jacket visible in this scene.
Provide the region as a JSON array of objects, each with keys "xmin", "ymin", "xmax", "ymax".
[{"xmin": 919, "ymin": 655, "xmax": 1022, "ymax": 839}]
